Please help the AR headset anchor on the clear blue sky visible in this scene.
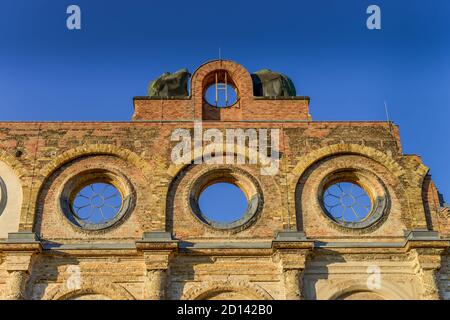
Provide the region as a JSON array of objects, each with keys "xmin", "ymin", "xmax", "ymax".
[{"xmin": 0, "ymin": 0, "xmax": 449, "ymax": 216}]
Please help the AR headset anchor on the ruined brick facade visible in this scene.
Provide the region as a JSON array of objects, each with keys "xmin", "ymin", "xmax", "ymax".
[{"xmin": 0, "ymin": 60, "xmax": 449, "ymax": 300}]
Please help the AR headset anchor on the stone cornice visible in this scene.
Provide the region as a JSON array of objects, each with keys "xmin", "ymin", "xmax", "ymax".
[
  {"xmin": 0, "ymin": 232, "xmax": 42, "ymax": 253},
  {"xmin": 0, "ymin": 242, "xmax": 42, "ymax": 253},
  {"xmin": 135, "ymin": 231, "xmax": 179, "ymax": 253},
  {"xmin": 179, "ymin": 247, "xmax": 274, "ymax": 256},
  {"xmin": 135, "ymin": 242, "xmax": 179, "ymax": 252}
]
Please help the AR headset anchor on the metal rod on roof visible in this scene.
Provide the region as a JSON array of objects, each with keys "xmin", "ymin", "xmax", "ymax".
[
  {"xmin": 384, "ymin": 101, "xmax": 390, "ymax": 123},
  {"xmin": 215, "ymin": 72, "xmax": 218, "ymax": 107},
  {"xmin": 384, "ymin": 101, "xmax": 393, "ymax": 134},
  {"xmin": 225, "ymin": 72, "xmax": 228, "ymax": 107}
]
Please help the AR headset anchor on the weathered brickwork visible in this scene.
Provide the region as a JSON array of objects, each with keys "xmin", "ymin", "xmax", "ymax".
[{"xmin": 0, "ymin": 60, "xmax": 448, "ymax": 300}]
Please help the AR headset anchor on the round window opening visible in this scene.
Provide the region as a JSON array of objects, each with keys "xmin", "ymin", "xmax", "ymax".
[
  {"xmin": 189, "ymin": 169, "xmax": 263, "ymax": 231},
  {"xmin": 60, "ymin": 170, "xmax": 133, "ymax": 231},
  {"xmin": 323, "ymin": 182, "xmax": 372, "ymax": 223},
  {"xmin": 0, "ymin": 176, "xmax": 7, "ymax": 217},
  {"xmin": 204, "ymin": 83, "xmax": 238, "ymax": 108},
  {"xmin": 71, "ymin": 182, "xmax": 123, "ymax": 225},
  {"xmin": 198, "ymin": 182, "xmax": 248, "ymax": 224},
  {"xmin": 318, "ymin": 170, "xmax": 389, "ymax": 229}
]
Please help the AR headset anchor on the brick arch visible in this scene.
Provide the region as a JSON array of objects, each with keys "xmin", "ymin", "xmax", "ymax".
[
  {"xmin": 291, "ymin": 144, "xmax": 409, "ymax": 181},
  {"xmin": 165, "ymin": 143, "xmax": 282, "ymax": 233},
  {"xmin": 181, "ymin": 281, "xmax": 273, "ymax": 300},
  {"xmin": 43, "ymin": 280, "xmax": 136, "ymax": 300},
  {"xmin": 323, "ymin": 279, "xmax": 413, "ymax": 300},
  {"xmin": 39, "ymin": 144, "xmax": 152, "ymax": 180},
  {"xmin": 0, "ymin": 150, "xmax": 25, "ymax": 238},
  {"xmin": 166, "ymin": 142, "xmax": 268, "ymax": 178},
  {"xmin": 20, "ymin": 144, "xmax": 152, "ymax": 230},
  {"xmin": 289, "ymin": 144, "xmax": 419, "ymax": 231},
  {"xmin": 421, "ymin": 174, "xmax": 449, "ymax": 232},
  {"xmin": 0, "ymin": 149, "xmax": 27, "ymax": 179},
  {"xmin": 190, "ymin": 60, "xmax": 254, "ymax": 101}
]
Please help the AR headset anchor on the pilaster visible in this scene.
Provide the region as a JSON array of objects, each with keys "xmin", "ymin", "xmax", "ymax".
[
  {"xmin": 272, "ymin": 231, "xmax": 313, "ymax": 300},
  {"xmin": 0, "ymin": 232, "xmax": 41, "ymax": 300},
  {"xmin": 136, "ymin": 232, "xmax": 178, "ymax": 300}
]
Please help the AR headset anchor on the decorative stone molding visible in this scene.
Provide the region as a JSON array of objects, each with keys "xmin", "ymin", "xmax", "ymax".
[
  {"xmin": 44, "ymin": 280, "xmax": 135, "ymax": 300},
  {"xmin": 142, "ymin": 250, "xmax": 174, "ymax": 270},
  {"xmin": 405, "ymin": 230, "xmax": 440, "ymax": 241},
  {"xmin": 323, "ymin": 279, "xmax": 414, "ymax": 300},
  {"xmin": 181, "ymin": 280, "xmax": 274, "ymax": 300},
  {"xmin": 272, "ymin": 232, "xmax": 313, "ymax": 269}
]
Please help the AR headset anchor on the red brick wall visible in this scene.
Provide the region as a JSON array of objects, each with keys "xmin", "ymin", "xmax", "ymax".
[{"xmin": 133, "ymin": 60, "xmax": 311, "ymax": 122}]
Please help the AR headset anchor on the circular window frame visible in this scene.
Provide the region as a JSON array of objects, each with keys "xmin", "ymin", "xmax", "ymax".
[
  {"xmin": 188, "ymin": 168, "xmax": 263, "ymax": 231},
  {"xmin": 204, "ymin": 83, "xmax": 240, "ymax": 108},
  {"xmin": 60, "ymin": 169, "xmax": 134, "ymax": 231},
  {"xmin": 202, "ymin": 70, "xmax": 240, "ymax": 109},
  {"xmin": 0, "ymin": 176, "xmax": 7, "ymax": 217},
  {"xmin": 317, "ymin": 169, "xmax": 389, "ymax": 229}
]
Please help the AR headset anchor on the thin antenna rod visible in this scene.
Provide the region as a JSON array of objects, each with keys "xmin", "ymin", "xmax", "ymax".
[
  {"xmin": 225, "ymin": 72, "xmax": 228, "ymax": 106},
  {"xmin": 384, "ymin": 100, "xmax": 394, "ymax": 136},
  {"xmin": 215, "ymin": 72, "xmax": 218, "ymax": 106},
  {"xmin": 219, "ymin": 47, "xmax": 221, "ymax": 61},
  {"xmin": 384, "ymin": 101, "xmax": 390, "ymax": 123}
]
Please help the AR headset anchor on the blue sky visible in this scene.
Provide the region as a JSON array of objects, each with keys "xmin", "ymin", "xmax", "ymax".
[{"xmin": 0, "ymin": 0, "xmax": 449, "ymax": 216}]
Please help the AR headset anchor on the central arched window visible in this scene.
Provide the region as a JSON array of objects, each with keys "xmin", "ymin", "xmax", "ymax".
[
  {"xmin": 203, "ymin": 70, "xmax": 239, "ymax": 108},
  {"xmin": 204, "ymin": 83, "xmax": 238, "ymax": 107}
]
